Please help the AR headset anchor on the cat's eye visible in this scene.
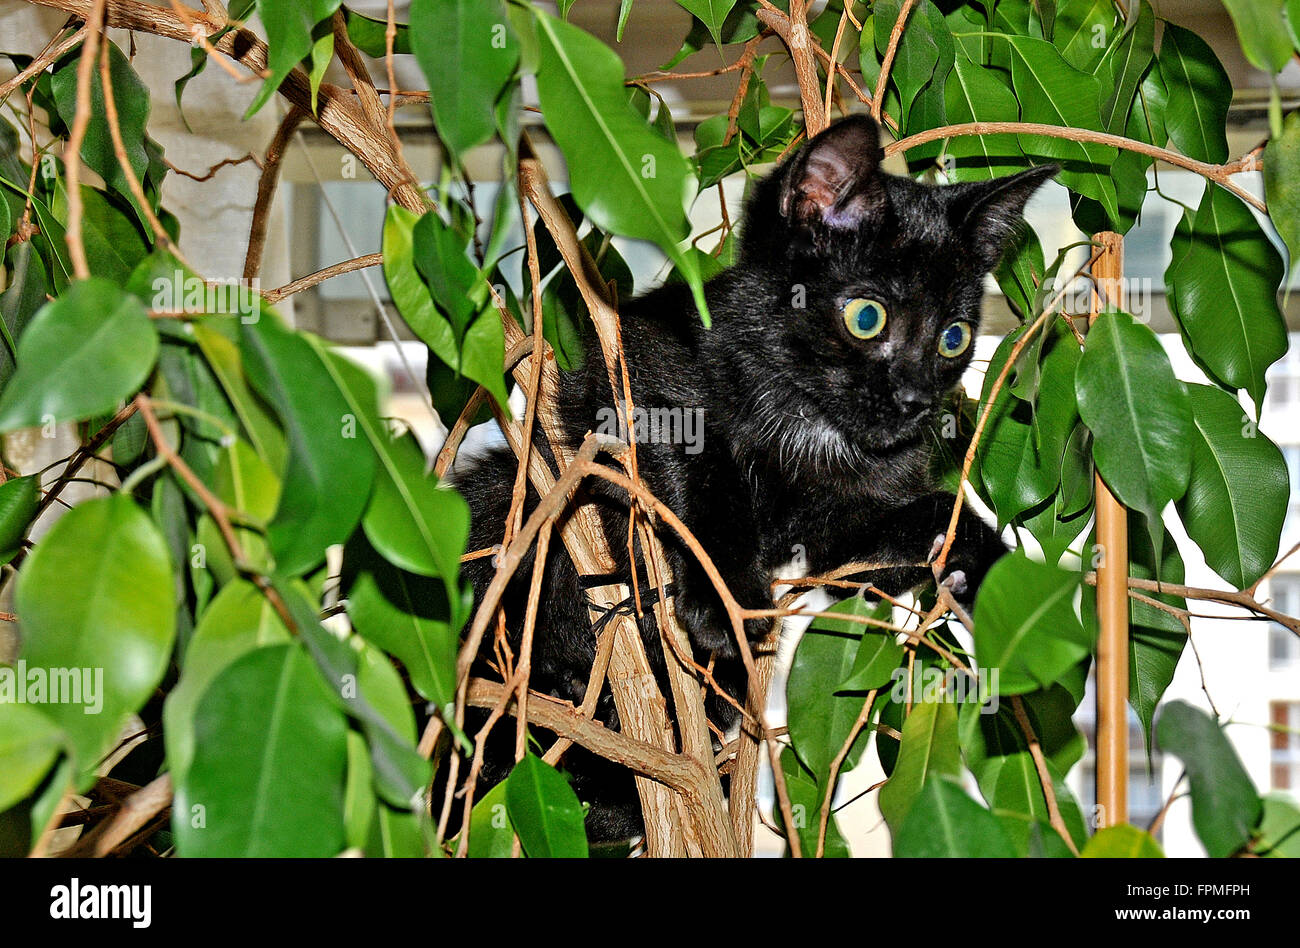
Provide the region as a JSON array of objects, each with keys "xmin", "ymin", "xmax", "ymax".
[
  {"xmin": 843, "ymin": 298, "xmax": 887, "ymax": 339},
  {"xmin": 938, "ymin": 321, "xmax": 972, "ymax": 358}
]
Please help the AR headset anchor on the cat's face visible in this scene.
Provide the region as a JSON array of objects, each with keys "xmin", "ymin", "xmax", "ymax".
[{"xmin": 729, "ymin": 115, "xmax": 1055, "ymax": 471}]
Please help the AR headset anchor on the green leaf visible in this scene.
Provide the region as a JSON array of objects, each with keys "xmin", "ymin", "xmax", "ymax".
[
  {"xmin": 674, "ymin": 1, "xmax": 739, "ymax": 49},
  {"xmin": 1053, "ymin": 0, "xmax": 1116, "ymax": 72},
  {"xmin": 1156, "ymin": 23, "xmax": 1230, "ymax": 163},
  {"xmin": 1222, "ymin": 0, "xmax": 1293, "ymax": 73},
  {"xmin": 505, "ymin": 753, "xmax": 588, "ymax": 857},
  {"xmin": 995, "ymin": 222, "xmax": 1045, "ymax": 319},
  {"xmin": 14, "ymin": 494, "xmax": 176, "ymax": 782},
  {"xmin": 777, "ymin": 748, "xmax": 851, "ymax": 858},
  {"xmin": 1075, "ymin": 312, "xmax": 1192, "ymax": 538},
  {"xmin": 347, "ymin": 546, "xmax": 462, "ymax": 719},
  {"xmin": 50, "ymin": 41, "xmax": 158, "ymax": 221},
  {"xmin": 976, "ymin": 324, "xmax": 1081, "ymax": 525},
  {"xmin": 892, "ymin": 775, "xmax": 1017, "ymax": 857},
  {"xmin": 51, "ymin": 183, "xmax": 149, "ymax": 285},
  {"xmin": 873, "ymin": 0, "xmax": 954, "ymax": 129},
  {"xmin": 1177, "ymin": 383, "xmax": 1288, "ymax": 589},
  {"xmin": 410, "ymin": 0, "xmax": 519, "ymax": 165},
  {"xmin": 0, "ymin": 475, "xmax": 37, "ymax": 565},
  {"xmin": 1256, "ymin": 793, "xmax": 1300, "ymax": 857},
  {"xmin": 0, "ymin": 241, "xmax": 49, "ymax": 388},
  {"xmin": 245, "ymin": 0, "xmax": 345, "ymax": 117},
  {"xmin": 163, "ymin": 578, "xmax": 291, "ymax": 783},
  {"xmin": 190, "ymin": 319, "xmax": 287, "ymax": 473},
  {"xmin": 837, "ymin": 600, "xmax": 905, "ymax": 691},
  {"xmin": 0, "ymin": 703, "xmax": 64, "ymax": 814},
  {"xmin": 1165, "ymin": 182, "xmax": 1288, "ymax": 411},
  {"xmin": 0, "ymin": 279, "xmax": 157, "ymax": 432},
  {"xmin": 878, "ymin": 698, "xmax": 961, "ymax": 832},
  {"xmin": 1081, "ymin": 823, "xmax": 1164, "ymax": 857},
  {"xmin": 1096, "ymin": 0, "xmax": 1155, "ymax": 134},
  {"xmin": 1156, "ymin": 701, "xmax": 1261, "ymax": 858},
  {"xmin": 1122, "ymin": 512, "xmax": 1187, "ymax": 747},
  {"xmin": 466, "ymin": 780, "xmax": 515, "ymax": 858},
  {"xmin": 311, "ymin": 345, "xmax": 469, "ymax": 590},
  {"xmin": 1003, "ymin": 35, "xmax": 1119, "ymax": 224},
  {"xmin": 532, "ymin": 11, "xmax": 708, "ymax": 324},
  {"xmin": 343, "ymin": 731, "xmax": 376, "ymax": 850},
  {"xmin": 344, "ymin": 9, "xmax": 412, "ymax": 57},
  {"xmin": 943, "ymin": 53, "xmax": 1025, "ymax": 181},
  {"xmin": 972, "ymin": 551, "xmax": 1091, "ymax": 695},
  {"xmin": 174, "ymin": 643, "xmax": 348, "ymax": 856},
  {"xmin": 240, "ymin": 314, "xmax": 376, "ymax": 576},
  {"xmin": 1265, "ymin": 110, "xmax": 1300, "ymax": 268},
  {"xmin": 787, "ymin": 619, "xmax": 876, "ymax": 781}
]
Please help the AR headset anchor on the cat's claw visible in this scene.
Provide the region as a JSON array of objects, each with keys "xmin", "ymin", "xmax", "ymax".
[
  {"xmin": 940, "ymin": 569, "xmax": 968, "ymax": 597},
  {"xmin": 927, "ymin": 533, "xmax": 946, "ymax": 564}
]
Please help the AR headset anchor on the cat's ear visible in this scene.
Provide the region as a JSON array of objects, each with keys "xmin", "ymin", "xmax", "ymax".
[
  {"xmin": 778, "ymin": 115, "xmax": 886, "ymax": 230},
  {"xmin": 952, "ymin": 164, "xmax": 1058, "ymax": 265}
]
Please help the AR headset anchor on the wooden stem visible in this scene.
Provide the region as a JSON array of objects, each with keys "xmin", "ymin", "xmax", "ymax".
[{"xmin": 1091, "ymin": 231, "xmax": 1129, "ymax": 829}]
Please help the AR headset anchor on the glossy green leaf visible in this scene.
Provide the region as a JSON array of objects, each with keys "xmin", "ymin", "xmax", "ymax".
[
  {"xmin": 245, "ymin": 0, "xmax": 345, "ymax": 117},
  {"xmin": 1075, "ymin": 312, "xmax": 1192, "ymax": 535},
  {"xmin": 837, "ymin": 599, "xmax": 904, "ymax": 692},
  {"xmin": 0, "ymin": 241, "xmax": 48, "ymax": 388},
  {"xmin": 0, "ymin": 279, "xmax": 157, "ymax": 432},
  {"xmin": 343, "ymin": 731, "xmax": 376, "ymax": 851},
  {"xmin": 788, "ymin": 620, "xmax": 876, "ymax": 781},
  {"xmin": 879, "ymin": 698, "xmax": 961, "ymax": 832},
  {"xmin": 1122, "ymin": 513, "xmax": 1187, "ymax": 747},
  {"xmin": 50, "ymin": 42, "xmax": 157, "ymax": 217},
  {"xmin": 347, "ymin": 551, "xmax": 461, "ymax": 718},
  {"xmin": 174, "ymin": 643, "xmax": 348, "ymax": 856},
  {"xmin": 190, "ymin": 319, "xmax": 287, "ymax": 473},
  {"xmin": 1166, "ymin": 182, "xmax": 1288, "ymax": 412},
  {"xmin": 944, "ymin": 54, "xmax": 1025, "ymax": 181},
  {"xmin": 1156, "ymin": 701, "xmax": 1261, "ymax": 858},
  {"xmin": 344, "ymin": 9, "xmax": 412, "ymax": 56},
  {"xmin": 15, "ymin": 495, "xmax": 175, "ymax": 781},
  {"xmin": 972, "ymin": 551, "xmax": 1091, "ymax": 695},
  {"xmin": 505, "ymin": 753, "xmax": 588, "ymax": 858},
  {"xmin": 778, "ymin": 748, "xmax": 850, "ymax": 858},
  {"xmin": 0, "ymin": 474, "xmax": 37, "ymax": 565},
  {"xmin": 410, "ymin": 0, "xmax": 518, "ymax": 164},
  {"xmin": 1096, "ymin": 0, "xmax": 1155, "ymax": 134},
  {"xmin": 1004, "ymin": 35, "xmax": 1119, "ymax": 224},
  {"xmin": 1222, "ymin": 0, "xmax": 1293, "ymax": 73},
  {"xmin": 675, "ymin": 0, "xmax": 739, "ymax": 48},
  {"xmin": 1156, "ymin": 23, "xmax": 1230, "ymax": 163},
  {"xmin": 1177, "ymin": 385, "xmax": 1285, "ymax": 591},
  {"xmin": 240, "ymin": 315, "xmax": 376, "ymax": 576},
  {"xmin": 533, "ymin": 11, "xmax": 707, "ymax": 323},
  {"xmin": 467, "ymin": 780, "xmax": 516, "ymax": 858},
  {"xmin": 892, "ymin": 775, "xmax": 1017, "ymax": 857},
  {"xmin": 1082, "ymin": 823, "xmax": 1164, "ymax": 857},
  {"xmin": 313, "ymin": 347, "xmax": 469, "ymax": 589},
  {"xmin": 873, "ymin": 0, "xmax": 954, "ymax": 128},
  {"xmin": 1053, "ymin": 0, "xmax": 1116, "ymax": 72},
  {"xmin": 1265, "ymin": 110, "xmax": 1300, "ymax": 267},
  {"xmin": 163, "ymin": 579, "xmax": 291, "ymax": 783},
  {"xmin": 0, "ymin": 702, "xmax": 64, "ymax": 814}
]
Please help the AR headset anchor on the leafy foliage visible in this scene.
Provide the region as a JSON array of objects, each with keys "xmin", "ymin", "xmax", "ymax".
[{"xmin": 0, "ymin": 0, "xmax": 1292, "ymax": 861}]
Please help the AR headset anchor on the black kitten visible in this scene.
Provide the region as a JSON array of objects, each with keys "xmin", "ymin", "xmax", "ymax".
[{"xmin": 452, "ymin": 115, "xmax": 1055, "ymax": 840}]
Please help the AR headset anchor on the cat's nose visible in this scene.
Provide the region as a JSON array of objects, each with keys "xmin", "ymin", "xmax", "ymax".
[{"xmin": 895, "ymin": 386, "xmax": 931, "ymax": 415}]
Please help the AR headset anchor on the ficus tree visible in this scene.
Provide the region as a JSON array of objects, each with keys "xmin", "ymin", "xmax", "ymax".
[{"xmin": 0, "ymin": 0, "xmax": 1296, "ymax": 859}]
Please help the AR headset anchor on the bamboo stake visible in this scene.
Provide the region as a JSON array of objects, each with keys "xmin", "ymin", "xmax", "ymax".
[{"xmin": 1091, "ymin": 231, "xmax": 1129, "ymax": 828}]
